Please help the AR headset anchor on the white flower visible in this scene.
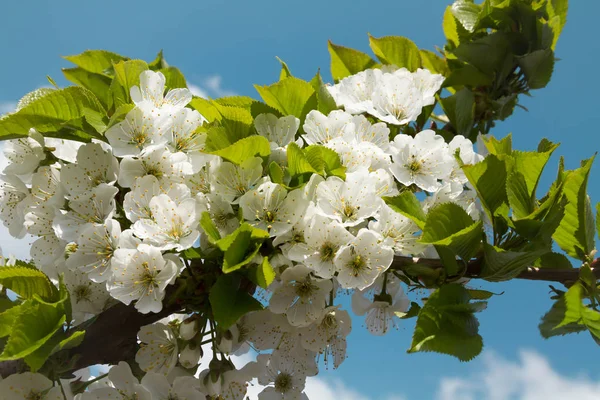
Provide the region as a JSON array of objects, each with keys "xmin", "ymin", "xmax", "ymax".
[
  {"xmin": 0, "ymin": 372, "xmax": 63, "ymax": 400},
  {"xmin": 108, "ymin": 244, "xmax": 180, "ymax": 313},
  {"xmin": 314, "ymin": 168, "xmax": 381, "ymax": 227},
  {"xmin": 211, "ymin": 157, "xmax": 263, "ymax": 203},
  {"xmin": 25, "ymin": 204, "xmax": 67, "ymax": 271},
  {"xmin": 369, "ymin": 204, "xmax": 424, "ymax": 256},
  {"xmin": 123, "ymin": 175, "xmax": 162, "ymax": 222},
  {"xmin": 53, "ymin": 184, "xmax": 118, "ymax": 242},
  {"xmin": 44, "ymin": 138, "xmax": 83, "ymax": 163},
  {"xmin": 168, "ymin": 108, "xmax": 215, "ymax": 173},
  {"xmin": 288, "ymin": 214, "xmax": 353, "ymax": 279},
  {"xmin": 347, "ymin": 114, "xmax": 390, "ymax": 151},
  {"xmin": 239, "ymin": 182, "xmax": 308, "ymax": 237},
  {"xmin": 423, "ymin": 181, "xmax": 481, "ymax": 221},
  {"xmin": 302, "ymin": 110, "xmax": 353, "ymax": 145},
  {"xmin": 81, "ymin": 362, "xmax": 152, "ymax": 400},
  {"xmin": 0, "ymin": 174, "xmax": 29, "ymax": 238},
  {"xmin": 352, "ymin": 279, "xmax": 410, "ymax": 335},
  {"xmin": 132, "ymin": 191, "xmax": 202, "ymax": 251},
  {"xmin": 370, "ymin": 72, "xmax": 423, "ymax": 125},
  {"xmin": 448, "ymin": 134, "xmax": 484, "ymax": 184},
  {"xmin": 141, "ymin": 373, "xmax": 204, "ymax": 400},
  {"xmin": 62, "ymin": 268, "xmax": 111, "ymax": 317},
  {"xmin": 327, "ymin": 137, "xmax": 391, "ymax": 172},
  {"xmin": 298, "ymin": 306, "xmax": 351, "ymax": 369},
  {"xmin": 60, "ymin": 142, "xmax": 119, "ymax": 198},
  {"xmin": 269, "ymin": 264, "xmax": 332, "ymax": 327},
  {"xmin": 28, "ymin": 165, "xmax": 65, "ymax": 207},
  {"xmin": 136, "ymin": 322, "xmax": 179, "ymax": 375},
  {"xmin": 411, "ymin": 68, "xmax": 445, "ymax": 106},
  {"xmin": 388, "ymin": 130, "xmax": 454, "ymax": 192},
  {"xmin": 327, "ymin": 69, "xmax": 382, "ymax": 114},
  {"xmin": 66, "ymin": 219, "xmax": 121, "ymax": 282},
  {"xmin": 105, "ymin": 106, "xmax": 172, "ymax": 157},
  {"xmin": 2, "ymin": 129, "xmax": 46, "ymax": 178},
  {"xmin": 118, "ymin": 145, "xmax": 192, "ymax": 188},
  {"xmin": 256, "ymin": 353, "xmax": 309, "ymax": 400},
  {"xmin": 334, "ymin": 228, "xmax": 394, "ymax": 290},
  {"xmin": 206, "ymin": 193, "xmax": 239, "ymax": 236},
  {"xmin": 255, "ymin": 113, "xmax": 300, "ymax": 147},
  {"xmin": 242, "ymin": 310, "xmax": 295, "ymax": 351},
  {"xmin": 131, "ymin": 70, "xmax": 192, "ymax": 115}
]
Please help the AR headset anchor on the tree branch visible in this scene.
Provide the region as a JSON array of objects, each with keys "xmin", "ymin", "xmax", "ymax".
[{"xmin": 390, "ymin": 256, "xmax": 600, "ymax": 284}]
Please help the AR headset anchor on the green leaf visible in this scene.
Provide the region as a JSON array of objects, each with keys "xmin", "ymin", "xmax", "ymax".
[
  {"xmin": 553, "ymin": 156, "xmax": 596, "ymax": 260},
  {"xmin": 409, "ymin": 284, "xmax": 485, "ymax": 361},
  {"xmin": 106, "ymin": 104, "xmax": 135, "ymax": 129},
  {"xmin": 304, "ymin": 145, "xmax": 345, "ymax": 179},
  {"xmin": 216, "ymin": 224, "xmax": 269, "ymax": 273},
  {"xmin": 533, "ymin": 252, "xmax": 573, "ymax": 270},
  {"xmin": 287, "ymin": 142, "xmax": 317, "ymax": 177},
  {"xmin": 148, "ymin": 50, "xmax": 167, "ymax": 70},
  {"xmin": 539, "ymin": 281, "xmax": 599, "ymax": 340},
  {"xmin": 269, "ymin": 161, "xmax": 284, "ymax": 184},
  {"xmin": 440, "ymin": 88, "xmax": 475, "ymax": 137},
  {"xmin": 462, "ymin": 154, "xmax": 508, "ymax": 222},
  {"xmin": 421, "ymin": 203, "xmax": 483, "ymax": 263},
  {"xmin": 368, "ymin": 35, "xmax": 421, "ymax": 72},
  {"xmin": 518, "ymin": 49, "xmax": 555, "ymax": 90},
  {"xmin": 451, "ymin": 0, "xmax": 482, "ymax": 32},
  {"xmin": 443, "ymin": 6, "xmax": 461, "ymax": 46},
  {"xmin": 480, "ymin": 243, "xmax": 549, "ymax": 281},
  {"xmin": 0, "ymin": 264, "xmax": 58, "ymax": 301},
  {"xmin": 0, "ymin": 305, "xmax": 23, "ymax": 337},
  {"xmin": 210, "ymin": 135, "xmax": 270, "ymax": 165},
  {"xmin": 209, "ymin": 274, "xmax": 263, "ymax": 330},
  {"xmin": 247, "ymin": 257, "xmax": 276, "ymax": 289},
  {"xmin": 310, "ymin": 71, "xmax": 338, "ymax": 115},
  {"xmin": 419, "ymin": 50, "xmax": 449, "ymax": 76},
  {"xmin": 182, "ymin": 247, "xmax": 204, "ymax": 260},
  {"xmin": 255, "ymin": 77, "xmax": 317, "ymax": 122},
  {"xmin": 109, "ymin": 60, "xmax": 149, "ymax": 109},
  {"xmin": 327, "ymin": 41, "xmax": 377, "ymax": 82},
  {"xmin": 0, "ymin": 86, "xmax": 105, "ymax": 141},
  {"xmin": 546, "ymin": 0, "xmax": 569, "ymax": 50},
  {"xmin": 200, "ymin": 211, "xmax": 221, "ymax": 244},
  {"xmin": 0, "ymin": 299, "xmax": 66, "ymax": 361},
  {"xmin": 277, "ymin": 56, "xmax": 293, "ymax": 80},
  {"xmin": 159, "ymin": 66, "xmax": 187, "ymax": 89},
  {"xmin": 467, "ymin": 289, "xmax": 497, "ymax": 300},
  {"xmin": 189, "ymin": 98, "xmax": 222, "ymax": 122},
  {"xmin": 62, "ymin": 67, "xmax": 112, "ymax": 108},
  {"xmin": 63, "ymin": 50, "xmax": 128, "ymax": 76},
  {"xmin": 55, "ymin": 330, "xmax": 85, "ymax": 352},
  {"xmin": 481, "ymin": 134, "xmax": 512, "ymax": 156},
  {"xmin": 383, "ymin": 192, "xmax": 427, "ymax": 230}
]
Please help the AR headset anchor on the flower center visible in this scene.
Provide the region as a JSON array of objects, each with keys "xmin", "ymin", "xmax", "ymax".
[
  {"xmin": 321, "ymin": 313, "xmax": 338, "ymax": 330},
  {"xmin": 295, "ymin": 280, "xmax": 315, "ymax": 298},
  {"xmin": 406, "ymin": 159, "xmax": 422, "ymax": 174},
  {"xmin": 341, "ymin": 202, "xmax": 358, "ymax": 220},
  {"xmin": 131, "ymin": 129, "xmax": 147, "ymax": 148},
  {"xmin": 264, "ymin": 210, "xmax": 276, "ymax": 223},
  {"xmin": 143, "ymin": 162, "xmax": 163, "ymax": 179},
  {"xmin": 320, "ymin": 242, "xmax": 337, "ymax": 262},
  {"xmin": 274, "ymin": 372, "xmax": 293, "ymax": 393},
  {"xmin": 137, "ymin": 261, "xmax": 159, "ymax": 289},
  {"xmin": 73, "ymin": 284, "xmax": 92, "ymax": 303},
  {"xmin": 347, "ymin": 253, "xmax": 367, "ymax": 277},
  {"xmin": 25, "ymin": 391, "xmax": 43, "ymax": 400}
]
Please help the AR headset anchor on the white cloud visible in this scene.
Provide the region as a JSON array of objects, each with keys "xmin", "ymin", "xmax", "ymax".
[
  {"xmin": 437, "ymin": 350, "xmax": 600, "ymax": 400},
  {"xmin": 0, "ymin": 102, "xmax": 16, "ymax": 115},
  {"xmin": 188, "ymin": 75, "xmax": 236, "ymax": 99}
]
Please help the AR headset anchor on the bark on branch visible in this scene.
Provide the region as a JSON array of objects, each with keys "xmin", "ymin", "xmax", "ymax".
[{"xmin": 0, "ymin": 257, "xmax": 597, "ymax": 379}]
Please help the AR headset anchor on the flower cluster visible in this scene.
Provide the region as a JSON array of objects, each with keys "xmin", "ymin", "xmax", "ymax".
[{"xmin": 0, "ymin": 65, "xmax": 485, "ymax": 399}]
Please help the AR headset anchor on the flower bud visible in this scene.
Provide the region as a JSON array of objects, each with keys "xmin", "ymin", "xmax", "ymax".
[
  {"xmin": 179, "ymin": 343, "xmax": 202, "ymax": 368},
  {"xmin": 179, "ymin": 318, "xmax": 198, "ymax": 341}
]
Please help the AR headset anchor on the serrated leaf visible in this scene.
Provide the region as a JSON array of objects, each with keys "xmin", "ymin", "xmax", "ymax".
[
  {"xmin": 440, "ymin": 88, "xmax": 475, "ymax": 137},
  {"xmin": 159, "ymin": 66, "xmax": 187, "ymax": 89},
  {"xmin": 419, "ymin": 50, "xmax": 449, "ymax": 76},
  {"xmin": 200, "ymin": 211, "xmax": 221, "ymax": 244},
  {"xmin": 277, "ymin": 57, "xmax": 293, "ymax": 80},
  {"xmin": 247, "ymin": 257, "xmax": 276, "ymax": 289},
  {"xmin": 309, "ymin": 71, "xmax": 338, "ymax": 115},
  {"xmin": 0, "ymin": 299, "xmax": 66, "ymax": 361},
  {"xmin": 533, "ymin": 252, "xmax": 573, "ymax": 270},
  {"xmin": 63, "ymin": 50, "xmax": 128, "ymax": 76},
  {"xmin": 209, "ymin": 274, "xmax": 263, "ymax": 330},
  {"xmin": 255, "ymin": 77, "xmax": 317, "ymax": 122},
  {"xmin": 210, "ymin": 136, "xmax": 270, "ymax": 165},
  {"xmin": 304, "ymin": 145, "xmax": 345, "ymax": 179},
  {"xmin": 553, "ymin": 156, "xmax": 596, "ymax": 260},
  {"xmin": 482, "ymin": 134, "xmax": 512, "ymax": 156},
  {"xmin": 269, "ymin": 161, "xmax": 284, "ymax": 184},
  {"xmin": 109, "ymin": 60, "xmax": 149, "ymax": 109},
  {"xmin": 0, "ymin": 305, "xmax": 23, "ymax": 337},
  {"xmin": 216, "ymin": 224, "xmax": 269, "ymax": 273},
  {"xmin": 0, "ymin": 265, "xmax": 58, "ymax": 301},
  {"xmin": 106, "ymin": 104, "xmax": 135, "ymax": 129},
  {"xmin": 0, "ymin": 86, "xmax": 105, "ymax": 141},
  {"xmin": 287, "ymin": 142, "xmax": 317, "ymax": 177},
  {"xmin": 368, "ymin": 35, "xmax": 421, "ymax": 72},
  {"xmin": 451, "ymin": 0, "xmax": 482, "ymax": 32},
  {"xmin": 462, "ymin": 154, "xmax": 508, "ymax": 222},
  {"xmin": 480, "ymin": 243, "xmax": 549, "ymax": 282},
  {"xmin": 518, "ymin": 49, "xmax": 555, "ymax": 89},
  {"xmin": 443, "ymin": 6, "xmax": 461, "ymax": 46},
  {"xmin": 421, "ymin": 203, "xmax": 483, "ymax": 264},
  {"xmin": 189, "ymin": 98, "xmax": 221, "ymax": 122},
  {"xmin": 383, "ymin": 192, "xmax": 427, "ymax": 230},
  {"xmin": 409, "ymin": 284, "xmax": 485, "ymax": 361},
  {"xmin": 327, "ymin": 41, "xmax": 377, "ymax": 82},
  {"xmin": 62, "ymin": 67, "xmax": 112, "ymax": 108}
]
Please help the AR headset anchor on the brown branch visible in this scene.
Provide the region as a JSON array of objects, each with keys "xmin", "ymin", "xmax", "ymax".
[
  {"xmin": 0, "ymin": 290, "xmax": 182, "ymax": 379},
  {"xmin": 390, "ymin": 256, "xmax": 600, "ymax": 284}
]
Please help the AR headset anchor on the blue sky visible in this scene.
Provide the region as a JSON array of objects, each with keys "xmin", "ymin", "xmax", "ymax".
[{"xmin": 1, "ymin": 1, "xmax": 599, "ymax": 399}]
